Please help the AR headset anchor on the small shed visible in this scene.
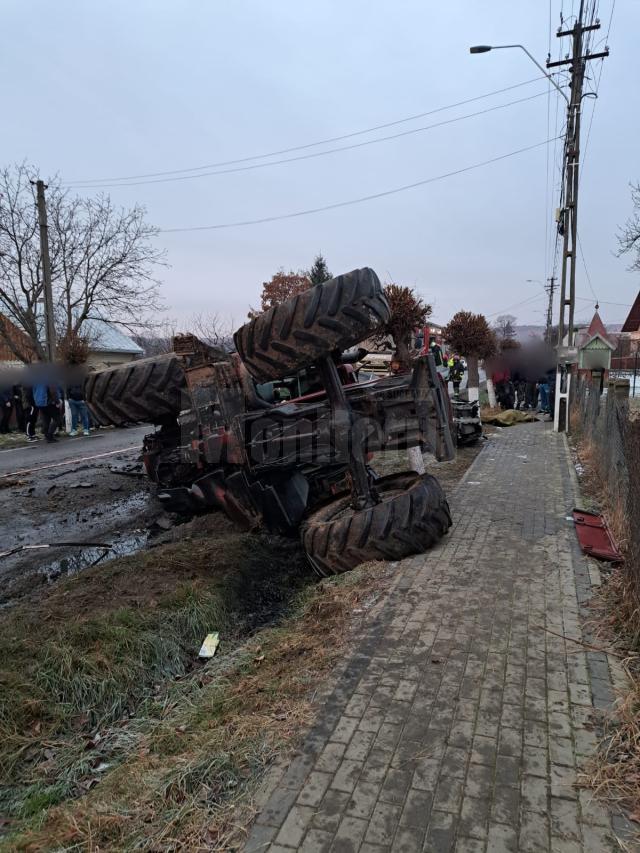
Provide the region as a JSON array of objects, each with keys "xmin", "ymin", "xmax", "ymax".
[{"xmin": 576, "ymin": 309, "xmax": 615, "ymax": 390}]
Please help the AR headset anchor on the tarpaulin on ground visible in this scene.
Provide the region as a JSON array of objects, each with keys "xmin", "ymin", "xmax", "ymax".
[{"xmin": 482, "ymin": 409, "xmax": 538, "ymax": 426}]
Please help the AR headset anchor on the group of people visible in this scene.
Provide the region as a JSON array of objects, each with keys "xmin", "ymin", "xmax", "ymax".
[
  {"xmin": 490, "ymin": 346, "xmax": 557, "ymax": 416},
  {"xmin": 426, "ymin": 337, "xmax": 466, "ymax": 395},
  {"xmin": 0, "ymin": 372, "xmax": 93, "ymax": 443}
]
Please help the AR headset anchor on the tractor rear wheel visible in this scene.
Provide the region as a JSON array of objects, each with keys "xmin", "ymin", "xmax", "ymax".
[
  {"xmin": 301, "ymin": 471, "xmax": 451, "ymax": 577},
  {"xmin": 85, "ymin": 354, "xmax": 187, "ymax": 426},
  {"xmin": 233, "ymin": 267, "xmax": 390, "ymax": 382}
]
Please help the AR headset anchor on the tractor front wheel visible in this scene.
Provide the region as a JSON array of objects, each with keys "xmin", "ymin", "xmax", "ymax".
[{"xmin": 301, "ymin": 471, "xmax": 451, "ymax": 576}]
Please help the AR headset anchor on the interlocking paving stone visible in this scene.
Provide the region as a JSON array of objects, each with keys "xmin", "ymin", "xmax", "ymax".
[{"xmin": 244, "ymin": 424, "xmax": 621, "ymax": 850}]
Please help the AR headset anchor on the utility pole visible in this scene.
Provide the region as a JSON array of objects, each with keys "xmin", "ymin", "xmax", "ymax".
[
  {"xmin": 547, "ymin": 1, "xmax": 608, "ymax": 431},
  {"xmin": 545, "ymin": 276, "xmax": 556, "ymax": 343},
  {"xmin": 32, "ymin": 179, "xmax": 57, "ymax": 362}
]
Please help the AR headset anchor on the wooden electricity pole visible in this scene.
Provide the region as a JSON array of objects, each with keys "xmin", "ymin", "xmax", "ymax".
[
  {"xmin": 545, "ymin": 276, "xmax": 556, "ymax": 343},
  {"xmin": 32, "ymin": 179, "xmax": 57, "ymax": 362}
]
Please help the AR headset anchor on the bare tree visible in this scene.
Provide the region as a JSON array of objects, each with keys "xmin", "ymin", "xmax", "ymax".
[
  {"xmin": 618, "ymin": 182, "xmax": 640, "ymax": 271},
  {"xmin": 0, "ymin": 163, "xmax": 165, "ymax": 362},
  {"xmin": 494, "ymin": 314, "xmax": 517, "ymax": 341},
  {"xmin": 132, "ymin": 318, "xmax": 178, "ymax": 356},
  {"xmin": 188, "ymin": 312, "xmax": 234, "ymax": 350},
  {"xmin": 132, "ymin": 314, "xmax": 235, "ymax": 357}
]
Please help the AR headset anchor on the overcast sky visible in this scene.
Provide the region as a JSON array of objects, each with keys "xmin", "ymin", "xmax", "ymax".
[{"xmin": 3, "ymin": 0, "xmax": 637, "ymax": 332}]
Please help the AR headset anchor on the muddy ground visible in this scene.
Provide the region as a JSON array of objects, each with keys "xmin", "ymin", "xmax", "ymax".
[
  {"xmin": 0, "ymin": 427, "xmax": 489, "ymax": 611},
  {"xmin": 0, "ymin": 426, "xmax": 161, "ymax": 608}
]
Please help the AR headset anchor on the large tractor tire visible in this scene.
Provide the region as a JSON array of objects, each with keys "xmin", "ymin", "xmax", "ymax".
[
  {"xmin": 233, "ymin": 267, "xmax": 390, "ymax": 382},
  {"xmin": 85, "ymin": 354, "xmax": 187, "ymax": 426},
  {"xmin": 301, "ymin": 471, "xmax": 451, "ymax": 577}
]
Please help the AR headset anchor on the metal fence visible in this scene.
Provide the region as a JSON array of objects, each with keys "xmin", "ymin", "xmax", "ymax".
[{"xmin": 574, "ymin": 378, "xmax": 640, "ymax": 610}]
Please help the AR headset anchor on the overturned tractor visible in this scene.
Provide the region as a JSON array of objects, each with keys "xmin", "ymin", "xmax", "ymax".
[{"xmin": 85, "ymin": 268, "xmax": 455, "ymax": 575}]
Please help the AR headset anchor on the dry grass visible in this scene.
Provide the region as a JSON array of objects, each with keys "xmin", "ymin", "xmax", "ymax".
[
  {"xmin": 0, "ymin": 432, "xmax": 29, "ymax": 451},
  {"xmin": 580, "ymin": 572, "xmax": 640, "ymax": 827},
  {"xmin": 0, "ymin": 560, "xmax": 389, "ymax": 851},
  {"xmin": 0, "ymin": 529, "xmax": 312, "ymax": 845},
  {"xmin": 573, "ymin": 435, "xmax": 629, "ymax": 552},
  {"xmin": 571, "ymin": 417, "xmax": 640, "ymax": 833}
]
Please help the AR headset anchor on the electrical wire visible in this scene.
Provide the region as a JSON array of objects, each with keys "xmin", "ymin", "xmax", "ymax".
[
  {"xmin": 158, "ymin": 137, "xmax": 560, "ymax": 233},
  {"xmin": 68, "ymin": 91, "xmax": 549, "ymax": 190},
  {"xmin": 66, "ymin": 77, "xmax": 546, "ymax": 187},
  {"xmin": 576, "ymin": 233, "xmax": 599, "ymax": 303},
  {"xmin": 544, "ymin": 0, "xmax": 553, "ymax": 281},
  {"xmin": 486, "ymin": 291, "xmax": 548, "ymax": 319},
  {"xmin": 581, "ymin": 0, "xmax": 614, "ymax": 178},
  {"xmin": 575, "ymin": 295, "xmax": 632, "ymax": 307}
]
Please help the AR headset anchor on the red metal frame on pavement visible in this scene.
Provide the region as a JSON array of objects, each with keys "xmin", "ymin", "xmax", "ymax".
[{"xmin": 572, "ymin": 508, "xmax": 623, "ymax": 563}]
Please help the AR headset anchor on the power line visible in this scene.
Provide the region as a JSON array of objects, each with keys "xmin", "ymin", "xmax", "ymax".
[
  {"xmin": 486, "ymin": 291, "xmax": 547, "ymax": 319},
  {"xmin": 66, "ymin": 77, "xmax": 547, "ymax": 187},
  {"xmin": 69, "ymin": 92, "xmax": 549, "ymax": 190},
  {"xmin": 544, "ymin": 0, "xmax": 553, "ymax": 282},
  {"xmin": 158, "ymin": 137, "xmax": 559, "ymax": 233},
  {"xmin": 576, "ymin": 232, "xmax": 599, "ymax": 303},
  {"xmin": 581, "ymin": 0, "xmax": 615, "ymax": 177},
  {"xmin": 575, "ymin": 294, "xmax": 631, "ymax": 307}
]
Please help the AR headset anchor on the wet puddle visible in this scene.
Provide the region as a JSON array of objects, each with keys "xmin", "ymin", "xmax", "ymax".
[{"xmin": 38, "ymin": 530, "xmax": 149, "ymax": 583}]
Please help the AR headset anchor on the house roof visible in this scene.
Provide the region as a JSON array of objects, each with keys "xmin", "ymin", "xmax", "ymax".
[
  {"xmin": 0, "ymin": 314, "xmax": 37, "ymax": 363},
  {"xmin": 587, "ymin": 310, "xmax": 608, "ymax": 339},
  {"xmin": 621, "ymin": 291, "xmax": 640, "ymax": 333},
  {"xmin": 83, "ymin": 319, "xmax": 144, "ymax": 355},
  {"xmin": 576, "ymin": 310, "xmax": 616, "ymax": 350},
  {"xmin": 0, "ymin": 313, "xmax": 143, "ymax": 360}
]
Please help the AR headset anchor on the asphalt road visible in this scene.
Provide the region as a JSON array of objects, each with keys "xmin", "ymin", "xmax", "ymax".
[
  {"xmin": 0, "ymin": 423, "xmax": 160, "ymax": 608},
  {"xmin": 0, "ymin": 424, "xmax": 151, "ymax": 478}
]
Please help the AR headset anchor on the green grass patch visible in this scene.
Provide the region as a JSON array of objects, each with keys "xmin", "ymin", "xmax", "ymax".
[
  {"xmin": 0, "ymin": 555, "xmax": 389, "ymax": 851},
  {"xmin": 0, "ymin": 529, "xmax": 311, "ymax": 834}
]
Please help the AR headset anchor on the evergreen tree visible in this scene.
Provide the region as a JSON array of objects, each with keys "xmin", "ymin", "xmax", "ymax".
[{"xmin": 308, "ymin": 254, "xmax": 332, "ymax": 286}]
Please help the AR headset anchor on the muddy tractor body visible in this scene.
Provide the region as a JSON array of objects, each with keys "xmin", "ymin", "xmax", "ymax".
[{"xmin": 86, "ymin": 268, "xmax": 455, "ymax": 574}]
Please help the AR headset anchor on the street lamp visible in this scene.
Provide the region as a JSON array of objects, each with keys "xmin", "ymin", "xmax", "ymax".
[{"xmin": 469, "ymin": 44, "xmax": 570, "ymax": 104}]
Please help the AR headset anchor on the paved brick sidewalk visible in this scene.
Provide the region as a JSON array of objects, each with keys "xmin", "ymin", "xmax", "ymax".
[{"xmin": 246, "ymin": 423, "xmax": 623, "ymax": 852}]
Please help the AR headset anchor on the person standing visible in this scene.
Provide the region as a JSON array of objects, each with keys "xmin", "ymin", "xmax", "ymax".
[
  {"xmin": 66, "ymin": 377, "xmax": 91, "ymax": 436},
  {"xmin": 12, "ymin": 385, "xmax": 25, "ymax": 432},
  {"xmin": 23, "ymin": 386, "xmax": 39, "ymax": 441},
  {"xmin": 0, "ymin": 384, "xmax": 13, "ymax": 433},
  {"xmin": 33, "ymin": 382, "xmax": 62, "ymax": 443},
  {"xmin": 449, "ymin": 356, "xmax": 465, "ymax": 397},
  {"xmin": 525, "ymin": 379, "xmax": 538, "ymax": 410}
]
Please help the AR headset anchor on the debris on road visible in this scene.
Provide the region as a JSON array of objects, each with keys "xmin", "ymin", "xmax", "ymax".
[
  {"xmin": 198, "ymin": 631, "xmax": 220, "ymax": 658},
  {"xmin": 482, "ymin": 409, "xmax": 537, "ymax": 426},
  {"xmin": 152, "ymin": 513, "xmax": 174, "ymax": 531},
  {"xmin": 0, "ymin": 478, "xmax": 29, "ymax": 489},
  {"xmin": 572, "ymin": 509, "xmax": 623, "ymax": 563},
  {"xmin": 109, "ymin": 460, "xmax": 145, "ymax": 477},
  {"xmin": 0, "ymin": 541, "xmax": 113, "ymax": 559}
]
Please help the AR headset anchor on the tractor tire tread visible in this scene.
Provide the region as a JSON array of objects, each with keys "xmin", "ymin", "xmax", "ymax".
[
  {"xmin": 301, "ymin": 471, "xmax": 451, "ymax": 577},
  {"xmin": 85, "ymin": 354, "xmax": 187, "ymax": 426},
  {"xmin": 233, "ymin": 267, "xmax": 390, "ymax": 382}
]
